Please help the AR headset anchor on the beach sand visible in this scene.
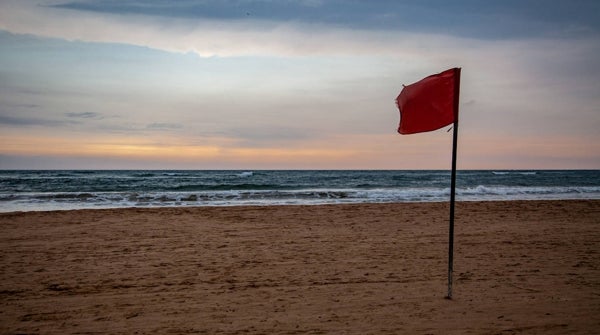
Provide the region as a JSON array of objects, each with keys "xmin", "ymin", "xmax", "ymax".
[{"xmin": 1, "ymin": 200, "xmax": 599, "ymax": 334}]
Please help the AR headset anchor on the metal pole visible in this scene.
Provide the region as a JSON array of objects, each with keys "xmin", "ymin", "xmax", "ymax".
[{"xmin": 446, "ymin": 67, "xmax": 461, "ymax": 299}]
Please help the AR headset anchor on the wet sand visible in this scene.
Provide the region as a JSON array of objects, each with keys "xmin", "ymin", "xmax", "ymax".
[{"xmin": 1, "ymin": 200, "xmax": 599, "ymax": 334}]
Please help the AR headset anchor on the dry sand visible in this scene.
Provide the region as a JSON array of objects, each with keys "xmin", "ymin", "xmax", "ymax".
[{"xmin": 1, "ymin": 200, "xmax": 599, "ymax": 334}]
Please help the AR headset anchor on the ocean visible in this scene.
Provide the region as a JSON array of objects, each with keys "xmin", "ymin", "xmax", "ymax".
[{"xmin": 1, "ymin": 170, "xmax": 599, "ymax": 212}]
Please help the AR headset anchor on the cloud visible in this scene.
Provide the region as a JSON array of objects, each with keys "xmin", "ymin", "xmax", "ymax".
[
  {"xmin": 1, "ymin": 0, "xmax": 598, "ymax": 59},
  {"xmin": 0, "ymin": 114, "xmax": 77, "ymax": 127},
  {"xmin": 1, "ymin": 1, "xmax": 599, "ymax": 169},
  {"xmin": 47, "ymin": 0, "xmax": 600, "ymax": 39},
  {"xmin": 65, "ymin": 112, "xmax": 102, "ymax": 119},
  {"xmin": 146, "ymin": 123, "xmax": 183, "ymax": 130},
  {"xmin": 0, "ymin": 2, "xmax": 415, "ymax": 57}
]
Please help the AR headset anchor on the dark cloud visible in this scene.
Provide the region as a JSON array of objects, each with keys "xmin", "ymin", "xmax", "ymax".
[
  {"xmin": 13, "ymin": 103, "xmax": 40, "ymax": 109},
  {"xmin": 65, "ymin": 112, "xmax": 102, "ymax": 119},
  {"xmin": 51, "ymin": 0, "xmax": 600, "ymax": 39},
  {"xmin": 0, "ymin": 114, "xmax": 77, "ymax": 127}
]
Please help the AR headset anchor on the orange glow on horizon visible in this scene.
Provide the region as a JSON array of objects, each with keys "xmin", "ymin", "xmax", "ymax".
[
  {"xmin": 0, "ymin": 135, "xmax": 220, "ymax": 160},
  {"xmin": 0, "ymin": 134, "xmax": 360, "ymax": 165},
  {"xmin": 1, "ymin": 132, "xmax": 599, "ymax": 169}
]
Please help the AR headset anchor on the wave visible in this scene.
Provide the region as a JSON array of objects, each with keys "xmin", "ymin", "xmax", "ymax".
[
  {"xmin": 132, "ymin": 172, "xmax": 157, "ymax": 177},
  {"xmin": 3, "ymin": 185, "xmax": 599, "ymax": 212},
  {"xmin": 2, "ymin": 170, "xmax": 599, "ymax": 212},
  {"xmin": 492, "ymin": 171, "xmax": 537, "ymax": 176},
  {"xmin": 457, "ymin": 185, "xmax": 600, "ymax": 199}
]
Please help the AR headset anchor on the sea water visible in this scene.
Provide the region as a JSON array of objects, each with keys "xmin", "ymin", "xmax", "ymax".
[{"xmin": 0, "ymin": 170, "xmax": 599, "ymax": 212}]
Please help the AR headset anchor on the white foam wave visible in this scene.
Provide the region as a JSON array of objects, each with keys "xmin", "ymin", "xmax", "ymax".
[
  {"xmin": 492, "ymin": 171, "xmax": 537, "ymax": 176},
  {"xmin": 2, "ymin": 185, "xmax": 600, "ymax": 212}
]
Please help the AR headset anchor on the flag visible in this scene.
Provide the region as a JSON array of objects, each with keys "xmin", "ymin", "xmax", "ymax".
[
  {"xmin": 396, "ymin": 68, "xmax": 459, "ymax": 135},
  {"xmin": 395, "ymin": 67, "xmax": 462, "ymax": 298}
]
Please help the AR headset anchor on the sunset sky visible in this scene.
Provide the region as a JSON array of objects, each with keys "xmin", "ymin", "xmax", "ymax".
[{"xmin": 1, "ymin": 0, "xmax": 599, "ymax": 169}]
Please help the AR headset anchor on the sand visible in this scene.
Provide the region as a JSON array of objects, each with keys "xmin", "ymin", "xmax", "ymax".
[{"xmin": 1, "ymin": 200, "xmax": 599, "ymax": 334}]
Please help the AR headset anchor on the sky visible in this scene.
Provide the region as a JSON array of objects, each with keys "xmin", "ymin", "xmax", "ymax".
[{"xmin": 0, "ymin": 0, "xmax": 599, "ymax": 169}]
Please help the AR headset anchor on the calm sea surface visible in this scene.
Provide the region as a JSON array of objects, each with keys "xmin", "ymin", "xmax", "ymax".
[{"xmin": 1, "ymin": 170, "xmax": 599, "ymax": 212}]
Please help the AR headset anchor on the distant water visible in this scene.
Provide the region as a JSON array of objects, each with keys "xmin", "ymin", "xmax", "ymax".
[{"xmin": 1, "ymin": 170, "xmax": 599, "ymax": 212}]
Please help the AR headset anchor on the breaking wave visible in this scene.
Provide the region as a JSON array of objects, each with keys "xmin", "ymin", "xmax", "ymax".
[{"xmin": 1, "ymin": 170, "xmax": 599, "ymax": 212}]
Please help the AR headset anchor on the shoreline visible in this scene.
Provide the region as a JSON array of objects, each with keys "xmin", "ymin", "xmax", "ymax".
[
  {"xmin": 2, "ymin": 200, "xmax": 599, "ymax": 334},
  {"xmin": 2, "ymin": 198, "xmax": 600, "ymax": 215}
]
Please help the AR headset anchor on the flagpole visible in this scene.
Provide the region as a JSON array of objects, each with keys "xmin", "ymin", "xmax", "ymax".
[{"xmin": 446, "ymin": 67, "xmax": 461, "ymax": 299}]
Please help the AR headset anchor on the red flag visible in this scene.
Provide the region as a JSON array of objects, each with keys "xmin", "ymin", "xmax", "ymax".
[{"xmin": 396, "ymin": 68, "xmax": 460, "ymax": 135}]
